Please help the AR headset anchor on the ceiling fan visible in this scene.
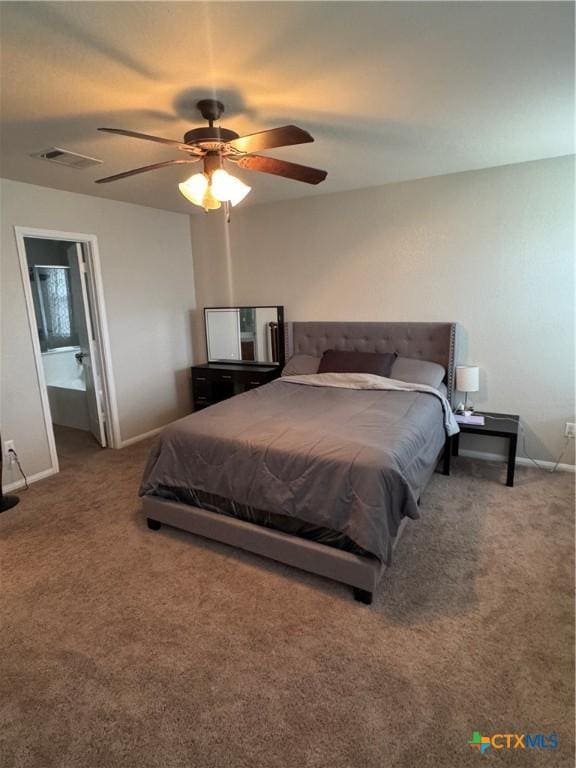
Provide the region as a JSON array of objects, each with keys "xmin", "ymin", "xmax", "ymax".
[{"xmin": 96, "ymin": 99, "xmax": 328, "ymax": 211}]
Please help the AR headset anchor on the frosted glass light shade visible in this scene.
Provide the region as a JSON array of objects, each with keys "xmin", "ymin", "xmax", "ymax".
[
  {"xmin": 179, "ymin": 173, "xmax": 208, "ymax": 205},
  {"xmin": 210, "ymin": 169, "xmax": 251, "ymax": 206},
  {"xmin": 200, "ymin": 188, "xmax": 222, "ymax": 210},
  {"xmin": 456, "ymin": 365, "xmax": 480, "ymax": 393},
  {"xmin": 179, "ymin": 173, "xmax": 221, "ymax": 210}
]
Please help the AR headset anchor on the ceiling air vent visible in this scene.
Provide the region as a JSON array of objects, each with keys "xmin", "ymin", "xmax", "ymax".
[{"xmin": 31, "ymin": 147, "xmax": 103, "ymax": 169}]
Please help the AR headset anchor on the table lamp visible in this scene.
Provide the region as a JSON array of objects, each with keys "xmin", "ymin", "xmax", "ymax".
[{"xmin": 456, "ymin": 366, "xmax": 480, "ymax": 414}]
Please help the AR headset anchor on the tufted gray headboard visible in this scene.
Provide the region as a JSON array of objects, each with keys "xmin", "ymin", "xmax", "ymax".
[{"xmin": 286, "ymin": 321, "xmax": 459, "ymax": 402}]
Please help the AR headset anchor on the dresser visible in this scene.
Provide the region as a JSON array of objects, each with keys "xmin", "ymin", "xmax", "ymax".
[{"xmin": 191, "ymin": 363, "xmax": 281, "ymax": 411}]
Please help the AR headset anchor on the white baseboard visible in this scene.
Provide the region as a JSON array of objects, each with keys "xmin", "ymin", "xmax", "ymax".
[
  {"xmin": 118, "ymin": 426, "xmax": 164, "ymax": 449},
  {"xmin": 3, "ymin": 466, "xmax": 58, "ymax": 492},
  {"xmin": 459, "ymin": 448, "xmax": 575, "ymax": 474},
  {"xmin": 2, "ymin": 428, "xmax": 164, "ymax": 491}
]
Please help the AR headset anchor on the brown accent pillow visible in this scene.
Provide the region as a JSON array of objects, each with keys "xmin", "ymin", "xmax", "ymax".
[{"xmin": 317, "ymin": 349, "xmax": 397, "ymax": 376}]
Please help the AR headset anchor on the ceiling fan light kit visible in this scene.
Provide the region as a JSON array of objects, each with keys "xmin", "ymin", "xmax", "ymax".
[
  {"xmin": 178, "ymin": 151, "xmax": 251, "ymax": 211},
  {"xmin": 96, "ymin": 98, "xmax": 327, "ymax": 215}
]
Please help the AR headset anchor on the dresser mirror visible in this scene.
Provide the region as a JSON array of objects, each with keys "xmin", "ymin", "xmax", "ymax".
[{"xmin": 204, "ymin": 306, "xmax": 285, "ymax": 366}]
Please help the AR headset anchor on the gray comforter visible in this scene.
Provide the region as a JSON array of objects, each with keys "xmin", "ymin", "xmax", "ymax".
[{"xmin": 140, "ymin": 377, "xmax": 449, "ymax": 563}]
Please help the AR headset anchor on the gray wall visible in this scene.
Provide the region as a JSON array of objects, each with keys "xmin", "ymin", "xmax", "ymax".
[
  {"xmin": 191, "ymin": 156, "xmax": 575, "ymax": 465},
  {"xmin": 1, "ymin": 179, "xmax": 196, "ymax": 483}
]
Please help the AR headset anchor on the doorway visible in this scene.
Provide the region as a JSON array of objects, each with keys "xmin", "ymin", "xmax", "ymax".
[{"xmin": 15, "ymin": 228, "xmax": 119, "ymax": 473}]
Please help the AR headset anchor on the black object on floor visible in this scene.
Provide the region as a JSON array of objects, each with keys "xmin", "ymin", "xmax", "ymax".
[
  {"xmin": 353, "ymin": 588, "xmax": 373, "ymax": 605},
  {"xmin": 0, "ymin": 494, "xmax": 19, "ymax": 513}
]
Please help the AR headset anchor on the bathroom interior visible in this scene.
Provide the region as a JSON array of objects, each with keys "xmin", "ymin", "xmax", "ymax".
[{"xmin": 25, "ymin": 237, "xmax": 104, "ymax": 464}]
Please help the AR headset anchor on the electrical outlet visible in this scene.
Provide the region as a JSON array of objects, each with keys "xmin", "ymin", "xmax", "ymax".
[
  {"xmin": 4, "ymin": 440, "xmax": 15, "ymax": 464},
  {"xmin": 565, "ymin": 422, "xmax": 576, "ymax": 439}
]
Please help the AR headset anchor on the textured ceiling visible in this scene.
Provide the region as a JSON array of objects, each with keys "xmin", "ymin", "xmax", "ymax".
[{"xmin": 0, "ymin": 1, "xmax": 573, "ymax": 214}]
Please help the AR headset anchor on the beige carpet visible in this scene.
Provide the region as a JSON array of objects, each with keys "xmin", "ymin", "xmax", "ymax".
[{"xmin": 1, "ymin": 438, "xmax": 574, "ymax": 768}]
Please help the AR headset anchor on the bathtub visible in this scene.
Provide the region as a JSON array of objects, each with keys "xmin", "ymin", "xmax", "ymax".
[{"xmin": 42, "ymin": 348, "xmax": 90, "ymax": 431}]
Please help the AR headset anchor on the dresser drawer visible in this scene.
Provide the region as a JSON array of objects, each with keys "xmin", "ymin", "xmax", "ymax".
[
  {"xmin": 193, "ymin": 395, "xmax": 214, "ymax": 410},
  {"xmin": 194, "ymin": 368, "xmax": 234, "ymax": 382},
  {"xmin": 191, "ymin": 364, "xmax": 280, "ymax": 410},
  {"xmin": 245, "ymin": 376, "xmax": 268, "ymax": 390},
  {"xmin": 192, "ymin": 379, "xmax": 212, "ymax": 397},
  {"xmin": 233, "ymin": 368, "xmax": 279, "ymax": 385}
]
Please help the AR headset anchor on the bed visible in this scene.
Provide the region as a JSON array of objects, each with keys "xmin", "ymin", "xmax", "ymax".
[{"xmin": 140, "ymin": 321, "xmax": 459, "ymax": 603}]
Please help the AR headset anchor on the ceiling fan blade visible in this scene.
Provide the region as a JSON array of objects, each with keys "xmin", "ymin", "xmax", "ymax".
[
  {"xmin": 235, "ymin": 154, "xmax": 327, "ymax": 185},
  {"xmin": 95, "ymin": 158, "xmax": 199, "ymax": 184},
  {"xmin": 228, "ymin": 125, "xmax": 313, "ymax": 153},
  {"xmin": 98, "ymin": 128, "xmax": 200, "ymax": 153}
]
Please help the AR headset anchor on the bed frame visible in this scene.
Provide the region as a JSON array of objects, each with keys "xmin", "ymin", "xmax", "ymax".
[{"xmin": 144, "ymin": 321, "xmax": 459, "ymax": 604}]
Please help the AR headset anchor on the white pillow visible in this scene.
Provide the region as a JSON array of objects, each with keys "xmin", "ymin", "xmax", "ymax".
[{"xmin": 282, "ymin": 354, "xmax": 321, "ymax": 377}]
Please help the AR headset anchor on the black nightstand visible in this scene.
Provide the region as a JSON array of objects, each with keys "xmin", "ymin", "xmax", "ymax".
[
  {"xmin": 191, "ymin": 363, "xmax": 281, "ymax": 411},
  {"xmin": 451, "ymin": 412, "xmax": 520, "ymax": 487}
]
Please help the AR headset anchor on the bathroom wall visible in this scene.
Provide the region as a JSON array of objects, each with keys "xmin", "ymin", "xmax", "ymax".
[
  {"xmin": 42, "ymin": 349, "xmax": 83, "ymax": 388},
  {"xmin": 25, "ymin": 237, "xmax": 91, "ymax": 432},
  {"xmin": 44, "ymin": 348, "xmax": 90, "ymax": 431}
]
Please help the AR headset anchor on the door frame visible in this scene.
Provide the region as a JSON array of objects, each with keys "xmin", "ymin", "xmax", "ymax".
[
  {"xmin": 14, "ymin": 226, "xmax": 121, "ymax": 474},
  {"xmin": 69, "ymin": 242, "xmax": 107, "ymax": 447}
]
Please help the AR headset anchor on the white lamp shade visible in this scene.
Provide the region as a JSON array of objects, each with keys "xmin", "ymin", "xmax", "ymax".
[
  {"xmin": 178, "ymin": 173, "xmax": 221, "ymax": 210},
  {"xmin": 456, "ymin": 365, "xmax": 480, "ymax": 393},
  {"xmin": 210, "ymin": 169, "xmax": 251, "ymax": 206},
  {"xmin": 179, "ymin": 173, "xmax": 209, "ymax": 205}
]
